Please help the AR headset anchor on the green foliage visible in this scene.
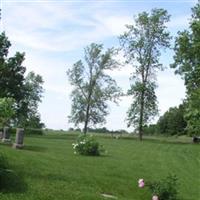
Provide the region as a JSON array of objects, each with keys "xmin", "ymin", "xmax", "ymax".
[
  {"xmin": 171, "ymin": 1, "xmax": 200, "ymax": 135},
  {"xmin": 147, "ymin": 175, "xmax": 179, "ymax": 200},
  {"xmin": 157, "ymin": 104, "xmax": 187, "ymax": 135},
  {"xmin": 0, "ymin": 97, "xmax": 16, "ymax": 126},
  {"xmin": 67, "ymin": 43, "xmax": 121, "ymax": 134},
  {"xmin": 72, "ymin": 135, "xmax": 105, "ymax": 156},
  {"xmin": 119, "ymin": 8, "xmax": 171, "ymax": 140}
]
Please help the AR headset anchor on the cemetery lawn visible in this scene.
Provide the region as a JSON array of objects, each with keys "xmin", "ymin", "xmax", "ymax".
[{"xmin": 0, "ymin": 133, "xmax": 199, "ymax": 200}]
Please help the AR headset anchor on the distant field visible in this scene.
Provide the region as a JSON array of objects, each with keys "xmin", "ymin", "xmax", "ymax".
[{"xmin": 0, "ymin": 132, "xmax": 199, "ymax": 200}]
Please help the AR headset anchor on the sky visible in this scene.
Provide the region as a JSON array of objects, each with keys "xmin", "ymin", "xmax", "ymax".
[{"xmin": 1, "ymin": 0, "xmax": 198, "ymax": 131}]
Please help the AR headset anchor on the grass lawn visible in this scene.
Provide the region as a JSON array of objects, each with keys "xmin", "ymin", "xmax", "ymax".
[{"xmin": 0, "ymin": 133, "xmax": 199, "ymax": 200}]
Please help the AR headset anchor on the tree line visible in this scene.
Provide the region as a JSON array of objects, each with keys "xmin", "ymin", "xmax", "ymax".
[{"xmin": 68, "ymin": 1, "xmax": 200, "ymax": 139}]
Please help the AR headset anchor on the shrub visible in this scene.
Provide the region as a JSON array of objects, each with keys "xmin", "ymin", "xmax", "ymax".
[
  {"xmin": 147, "ymin": 175, "xmax": 179, "ymax": 200},
  {"xmin": 72, "ymin": 135, "xmax": 105, "ymax": 156}
]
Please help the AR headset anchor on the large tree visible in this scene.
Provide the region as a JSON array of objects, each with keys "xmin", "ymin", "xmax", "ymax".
[
  {"xmin": 171, "ymin": 1, "xmax": 200, "ymax": 135},
  {"xmin": 120, "ymin": 9, "xmax": 171, "ymax": 140},
  {"xmin": 67, "ymin": 43, "xmax": 121, "ymax": 134},
  {"xmin": 16, "ymin": 72, "xmax": 44, "ymax": 128},
  {"xmin": 0, "ymin": 32, "xmax": 44, "ymax": 128}
]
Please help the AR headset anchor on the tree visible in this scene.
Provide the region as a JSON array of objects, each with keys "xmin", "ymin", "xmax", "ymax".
[
  {"xmin": 119, "ymin": 9, "xmax": 171, "ymax": 140},
  {"xmin": 0, "ymin": 32, "xmax": 44, "ymax": 128},
  {"xmin": 171, "ymin": 1, "xmax": 200, "ymax": 135},
  {"xmin": 0, "ymin": 98, "xmax": 16, "ymax": 127},
  {"xmin": 67, "ymin": 43, "xmax": 121, "ymax": 135}
]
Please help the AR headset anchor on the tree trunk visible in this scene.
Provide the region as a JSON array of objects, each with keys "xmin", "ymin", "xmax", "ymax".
[
  {"xmin": 139, "ymin": 90, "xmax": 144, "ymax": 141},
  {"xmin": 83, "ymin": 77, "xmax": 96, "ymax": 135},
  {"xmin": 83, "ymin": 104, "xmax": 90, "ymax": 135}
]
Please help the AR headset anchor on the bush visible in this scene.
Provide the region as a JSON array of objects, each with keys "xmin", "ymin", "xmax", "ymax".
[
  {"xmin": 147, "ymin": 175, "xmax": 179, "ymax": 200},
  {"xmin": 72, "ymin": 135, "xmax": 105, "ymax": 156}
]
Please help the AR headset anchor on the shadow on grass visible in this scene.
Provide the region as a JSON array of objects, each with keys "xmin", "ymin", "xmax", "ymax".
[
  {"xmin": 75, "ymin": 154, "xmax": 111, "ymax": 159},
  {"xmin": 23, "ymin": 145, "xmax": 46, "ymax": 152},
  {"xmin": 0, "ymin": 170, "xmax": 27, "ymax": 193}
]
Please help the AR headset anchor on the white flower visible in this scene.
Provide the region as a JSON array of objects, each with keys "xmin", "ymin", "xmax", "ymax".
[{"xmin": 72, "ymin": 143, "xmax": 78, "ymax": 149}]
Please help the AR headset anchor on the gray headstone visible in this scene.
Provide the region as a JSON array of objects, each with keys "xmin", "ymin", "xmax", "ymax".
[
  {"xmin": 2, "ymin": 127, "xmax": 11, "ymax": 143},
  {"xmin": 13, "ymin": 128, "xmax": 24, "ymax": 149}
]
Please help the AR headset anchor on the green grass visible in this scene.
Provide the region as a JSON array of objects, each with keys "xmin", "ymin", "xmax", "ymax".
[{"xmin": 0, "ymin": 133, "xmax": 199, "ymax": 200}]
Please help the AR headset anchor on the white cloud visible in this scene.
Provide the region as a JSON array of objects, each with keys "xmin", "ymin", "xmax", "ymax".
[{"xmin": 3, "ymin": 2, "xmax": 134, "ymax": 52}]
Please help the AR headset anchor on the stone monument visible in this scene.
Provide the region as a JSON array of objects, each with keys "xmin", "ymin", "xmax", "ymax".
[
  {"xmin": 2, "ymin": 127, "xmax": 11, "ymax": 143},
  {"xmin": 13, "ymin": 128, "xmax": 24, "ymax": 149}
]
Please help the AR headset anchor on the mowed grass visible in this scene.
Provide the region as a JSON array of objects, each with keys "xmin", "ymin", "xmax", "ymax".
[{"xmin": 0, "ymin": 133, "xmax": 199, "ymax": 200}]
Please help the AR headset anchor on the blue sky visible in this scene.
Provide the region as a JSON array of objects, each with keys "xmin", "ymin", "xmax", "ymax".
[{"xmin": 1, "ymin": 0, "xmax": 198, "ymax": 131}]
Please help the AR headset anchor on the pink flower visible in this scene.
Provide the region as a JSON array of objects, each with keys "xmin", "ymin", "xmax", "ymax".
[
  {"xmin": 138, "ymin": 179, "xmax": 145, "ymax": 188},
  {"xmin": 152, "ymin": 195, "xmax": 159, "ymax": 200}
]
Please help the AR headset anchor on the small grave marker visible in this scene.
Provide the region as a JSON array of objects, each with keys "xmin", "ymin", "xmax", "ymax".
[{"xmin": 101, "ymin": 193, "xmax": 118, "ymax": 199}]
